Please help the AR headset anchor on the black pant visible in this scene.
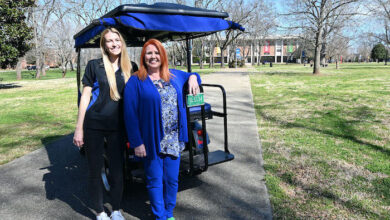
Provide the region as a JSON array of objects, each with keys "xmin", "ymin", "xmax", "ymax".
[{"xmin": 84, "ymin": 129, "xmax": 125, "ymax": 213}]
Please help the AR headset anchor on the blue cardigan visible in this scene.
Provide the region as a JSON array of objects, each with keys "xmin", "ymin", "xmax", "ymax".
[{"xmin": 123, "ymin": 69, "xmax": 201, "ymax": 159}]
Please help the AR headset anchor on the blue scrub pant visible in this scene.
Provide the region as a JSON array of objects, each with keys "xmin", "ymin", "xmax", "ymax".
[{"xmin": 143, "ymin": 154, "xmax": 180, "ymax": 220}]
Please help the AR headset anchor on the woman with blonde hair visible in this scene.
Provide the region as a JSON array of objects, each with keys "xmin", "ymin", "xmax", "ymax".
[
  {"xmin": 123, "ymin": 39, "xmax": 201, "ymax": 220},
  {"xmin": 73, "ymin": 27, "xmax": 137, "ymax": 220}
]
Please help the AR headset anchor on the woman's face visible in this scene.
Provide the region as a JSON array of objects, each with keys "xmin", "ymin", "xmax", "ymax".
[
  {"xmin": 144, "ymin": 44, "xmax": 161, "ymax": 71},
  {"xmin": 104, "ymin": 31, "xmax": 122, "ymax": 58}
]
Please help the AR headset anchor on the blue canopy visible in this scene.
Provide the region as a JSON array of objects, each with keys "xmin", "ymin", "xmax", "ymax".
[{"xmin": 73, "ymin": 3, "xmax": 245, "ymax": 48}]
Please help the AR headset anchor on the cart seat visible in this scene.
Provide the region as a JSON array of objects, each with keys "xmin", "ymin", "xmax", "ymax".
[{"xmin": 188, "ymin": 103, "xmax": 212, "ymax": 121}]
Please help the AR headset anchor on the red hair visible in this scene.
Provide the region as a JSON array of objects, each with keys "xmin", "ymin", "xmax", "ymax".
[{"xmin": 136, "ymin": 39, "xmax": 172, "ymax": 81}]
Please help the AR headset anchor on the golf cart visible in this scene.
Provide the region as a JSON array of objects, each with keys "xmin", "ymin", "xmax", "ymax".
[{"xmin": 73, "ymin": 3, "xmax": 244, "ymax": 188}]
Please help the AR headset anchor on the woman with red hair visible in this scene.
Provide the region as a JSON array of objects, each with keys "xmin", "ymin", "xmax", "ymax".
[{"xmin": 123, "ymin": 39, "xmax": 201, "ymax": 220}]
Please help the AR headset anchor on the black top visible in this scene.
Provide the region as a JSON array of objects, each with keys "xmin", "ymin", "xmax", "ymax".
[{"xmin": 82, "ymin": 58, "xmax": 138, "ymax": 131}]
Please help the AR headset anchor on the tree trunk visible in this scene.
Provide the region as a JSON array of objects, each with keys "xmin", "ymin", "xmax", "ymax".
[
  {"xmin": 70, "ymin": 60, "xmax": 74, "ymax": 71},
  {"xmin": 251, "ymin": 42, "xmax": 254, "ymax": 66},
  {"xmin": 16, "ymin": 57, "xmax": 23, "ymax": 80},
  {"xmin": 200, "ymin": 42, "xmax": 204, "ymax": 69},
  {"xmin": 220, "ymin": 48, "xmax": 225, "ymax": 68},
  {"xmin": 33, "ymin": 11, "xmax": 41, "ymax": 79},
  {"xmin": 313, "ymin": 30, "xmax": 323, "ymax": 74},
  {"xmin": 320, "ymin": 43, "xmax": 326, "ymax": 66},
  {"xmin": 62, "ymin": 61, "xmax": 68, "ymax": 78},
  {"xmin": 257, "ymin": 42, "xmax": 260, "ymax": 66},
  {"xmin": 209, "ymin": 42, "xmax": 214, "ymax": 68},
  {"xmin": 336, "ymin": 55, "xmax": 339, "ymax": 69},
  {"xmin": 41, "ymin": 53, "xmax": 46, "ymax": 76},
  {"xmin": 35, "ymin": 56, "xmax": 41, "ymax": 79}
]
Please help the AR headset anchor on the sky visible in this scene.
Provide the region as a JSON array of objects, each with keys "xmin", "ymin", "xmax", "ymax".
[{"xmin": 268, "ymin": 0, "xmax": 385, "ymax": 51}]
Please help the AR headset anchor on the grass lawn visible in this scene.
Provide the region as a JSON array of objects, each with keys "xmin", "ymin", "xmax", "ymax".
[
  {"xmin": 0, "ymin": 70, "xmax": 78, "ymax": 164},
  {"xmin": 0, "ymin": 69, "xmax": 76, "ymax": 81},
  {"xmin": 250, "ymin": 63, "xmax": 390, "ymax": 219},
  {"xmin": 172, "ymin": 63, "xmax": 224, "ymax": 74},
  {"xmin": 0, "ymin": 67, "xmax": 215, "ymax": 165}
]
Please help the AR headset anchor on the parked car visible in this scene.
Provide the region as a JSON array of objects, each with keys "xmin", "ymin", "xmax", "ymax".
[
  {"xmin": 27, "ymin": 65, "xmax": 36, "ymax": 70},
  {"xmin": 27, "ymin": 65, "xmax": 50, "ymax": 70}
]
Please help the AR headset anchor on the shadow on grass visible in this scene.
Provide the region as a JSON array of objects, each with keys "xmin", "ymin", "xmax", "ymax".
[
  {"xmin": 256, "ymin": 105, "xmax": 389, "ymax": 217},
  {"xmin": 262, "ymin": 71, "xmax": 311, "ymax": 76},
  {"xmin": 339, "ymin": 65, "xmax": 390, "ymax": 70},
  {"xmin": 283, "ymin": 176, "xmax": 381, "ymax": 218},
  {"xmin": 256, "ymin": 106, "xmax": 389, "ymax": 156},
  {"xmin": 372, "ymin": 177, "xmax": 390, "ymax": 206},
  {"xmin": 0, "ymin": 83, "xmax": 22, "ymax": 89}
]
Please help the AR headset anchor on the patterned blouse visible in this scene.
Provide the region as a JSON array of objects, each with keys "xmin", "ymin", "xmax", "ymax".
[{"xmin": 153, "ymin": 79, "xmax": 185, "ymax": 157}]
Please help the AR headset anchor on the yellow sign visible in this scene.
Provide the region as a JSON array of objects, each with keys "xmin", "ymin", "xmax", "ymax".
[{"xmin": 215, "ymin": 47, "xmax": 221, "ymax": 55}]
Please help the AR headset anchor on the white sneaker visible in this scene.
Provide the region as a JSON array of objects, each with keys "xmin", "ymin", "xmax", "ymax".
[
  {"xmin": 96, "ymin": 212, "xmax": 110, "ymax": 220},
  {"xmin": 110, "ymin": 210, "xmax": 125, "ymax": 220}
]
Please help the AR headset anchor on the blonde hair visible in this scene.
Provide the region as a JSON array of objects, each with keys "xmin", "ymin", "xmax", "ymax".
[{"xmin": 100, "ymin": 27, "xmax": 132, "ymax": 101}]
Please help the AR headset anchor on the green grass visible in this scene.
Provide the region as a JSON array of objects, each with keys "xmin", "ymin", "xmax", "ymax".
[
  {"xmin": 0, "ymin": 66, "xmax": 213, "ymax": 165},
  {"xmin": 0, "ymin": 69, "xmax": 76, "ymax": 81},
  {"xmin": 172, "ymin": 63, "xmax": 224, "ymax": 74},
  {"xmin": 250, "ymin": 63, "xmax": 390, "ymax": 219},
  {"xmin": 0, "ymin": 71, "xmax": 78, "ymax": 164}
]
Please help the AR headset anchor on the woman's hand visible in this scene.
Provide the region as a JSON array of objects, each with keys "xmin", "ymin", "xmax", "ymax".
[
  {"xmin": 73, "ymin": 128, "xmax": 84, "ymax": 148},
  {"xmin": 188, "ymin": 75, "xmax": 200, "ymax": 95},
  {"xmin": 135, "ymin": 144, "xmax": 147, "ymax": 157}
]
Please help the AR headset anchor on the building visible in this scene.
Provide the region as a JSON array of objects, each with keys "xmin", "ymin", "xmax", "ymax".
[{"xmin": 193, "ymin": 35, "xmax": 301, "ymax": 65}]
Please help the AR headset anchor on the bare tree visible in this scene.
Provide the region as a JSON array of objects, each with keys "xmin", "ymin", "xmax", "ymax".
[
  {"xmin": 285, "ymin": 0, "xmax": 359, "ymax": 74},
  {"xmin": 66, "ymin": 0, "xmax": 156, "ymax": 26},
  {"xmin": 30, "ymin": 0, "xmax": 65, "ymax": 78},
  {"xmin": 49, "ymin": 19, "xmax": 75, "ymax": 77},
  {"xmin": 356, "ymin": 36, "xmax": 374, "ymax": 62},
  {"xmin": 367, "ymin": 0, "xmax": 390, "ymax": 65},
  {"xmin": 192, "ymin": 39, "xmax": 206, "ymax": 68},
  {"xmin": 326, "ymin": 33, "xmax": 350, "ymax": 68},
  {"xmin": 170, "ymin": 0, "xmax": 223, "ymax": 69},
  {"xmin": 65, "ymin": 0, "xmax": 114, "ymax": 26},
  {"xmin": 246, "ymin": 0, "xmax": 276, "ymax": 66},
  {"xmin": 215, "ymin": 0, "xmax": 259, "ymax": 67}
]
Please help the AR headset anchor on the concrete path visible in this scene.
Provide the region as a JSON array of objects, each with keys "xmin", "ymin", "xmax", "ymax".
[{"xmin": 0, "ymin": 70, "xmax": 272, "ymax": 220}]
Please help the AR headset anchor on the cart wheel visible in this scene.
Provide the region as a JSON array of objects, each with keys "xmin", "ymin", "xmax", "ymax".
[{"xmin": 101, "ymin": 154, "xmax": 110, "ymax": 192}]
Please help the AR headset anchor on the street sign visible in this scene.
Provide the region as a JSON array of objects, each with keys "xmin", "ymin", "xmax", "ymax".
[
  {"xmin": 236, "ymin": 48, "xmax": 241, "ymax": 59},
  {"xmin": 187, "ymin": 93, "xmax": 204, "ymax": 107}
]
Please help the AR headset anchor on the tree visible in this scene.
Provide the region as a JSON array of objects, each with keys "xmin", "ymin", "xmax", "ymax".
[
  {"xmin": 371, "ymin": 43, "xmax": 387, "ymax": 61},
  {"xmin": 176, "ymin": 0, "xmax": 224, "ymax": 69},
  {"xmin": 285, "ymin": 0, "xmax": 359, "ymax": 74},
  {"xmin": 327, "ymin": 34, "xmax": 350, "ymax": 69},
  {"xmin": 30, "ymin": 0, "xmax": 61, "ymax": 78},
  {"xmin": 65, "ymin": 0, "xmax": 154, "ymax": 26},
  {"xmin": 215, "ymin": 0, "xmax": 259, "ymax": 68},
  {"xmin": 367, "ymin": 0, "xmax": 390, "ymax": 65},
  {"xmin": 49, "ymin": 19, "xmax": 75, "ymax": 77},
  {"xmin": 246, "ymin": 0, "xmax": 276, "ymax": 66},
  {"xmin": 0, "ymin": 0, "xmax": 34, "ymax": 76}
]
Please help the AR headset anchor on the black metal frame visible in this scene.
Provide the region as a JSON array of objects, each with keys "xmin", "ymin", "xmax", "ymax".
[{"xmin": 183, "ymin": 82, "xmax": 233, "ymax": 176}]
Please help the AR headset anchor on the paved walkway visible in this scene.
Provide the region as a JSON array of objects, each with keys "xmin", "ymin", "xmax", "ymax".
[{"xmin": 0, "ymin": 70, "xmax": 272, "ymax": 220}]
